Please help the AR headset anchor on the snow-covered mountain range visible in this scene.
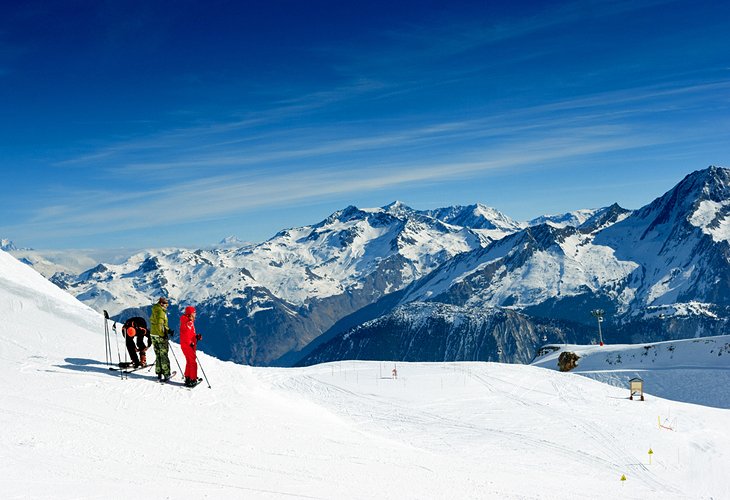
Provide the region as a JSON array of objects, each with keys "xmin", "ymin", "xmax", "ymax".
[
  {"xmin": 38, "ymin": 202, "xmax": 496, "ymax": 365},
  {"xmin": 2, "ymin": 245, "xmax": 728, "ymax": 499},
  {"xmin": 299, "ymin": 167, "xmax": 730, "ymax": 365},
  {"xmin": 8, "ymin": 166, "xmax": 730, "ymax": 367}
]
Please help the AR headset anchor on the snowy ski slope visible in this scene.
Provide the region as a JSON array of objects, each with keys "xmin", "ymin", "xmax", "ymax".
[
  {"xmin": 1, "ymin": 249, "xmax": 729, "ymax": 499},
  {"xmin": 532, "ymin": 338, "xmax": 730, "ymax": 409}
]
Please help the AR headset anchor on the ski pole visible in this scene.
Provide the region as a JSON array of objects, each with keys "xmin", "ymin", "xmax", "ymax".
[
  {"xmin": 196, "ymin": 353, "xmax": 211, "ymax": 389},
  {"xmin": 103, "ymin": 310, "xmax": 111, "ymax": 367},
  {"xmin": 104, "ymin": 313, "xmax": 108, "ymax": 365},
  {"xmin": 112, "ymin": 321, "xmax": 125, "ymax": 380},
  {"xmin": 122, "ymin": 325, "xmax": 128, "ymax": 372},
  {"xmin": 167, "ymin": 339, "xmax": 183, "ymax": 379}
]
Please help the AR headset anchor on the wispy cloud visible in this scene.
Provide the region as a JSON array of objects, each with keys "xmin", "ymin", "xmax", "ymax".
[
  {"xmin": 57, "ymin": 79, "xmax": 388, "ymax": 170},
  {"xmin": 11, "ymin": 122, "xmax": 662, "ymax": 242},
  {"xmin": 55, "ymin": 78, "xmax": 723, "ymax": 180}
]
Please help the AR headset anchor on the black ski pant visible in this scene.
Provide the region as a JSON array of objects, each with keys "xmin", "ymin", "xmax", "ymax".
[{"xmin": 124, "ymin": 334, "xmax": 147, "ymax": 365}]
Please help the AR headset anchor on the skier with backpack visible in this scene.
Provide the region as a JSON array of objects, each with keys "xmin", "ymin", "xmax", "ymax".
[
  {"xmin": 122, "ymin": 316, "xmax": 151, "ymax": 368},
  {"xmin": 150, "ymin": 297, "xmax": 174, "ymax": 382},
  {"xmin": 179, "ymin": 306, "xmax": 203, "ymax": 388}
]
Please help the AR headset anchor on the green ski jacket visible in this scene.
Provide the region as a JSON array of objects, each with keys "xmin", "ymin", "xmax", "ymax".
[{"xmin": 150, "ymin": 303, "xmax": 169, "ymax": 337}]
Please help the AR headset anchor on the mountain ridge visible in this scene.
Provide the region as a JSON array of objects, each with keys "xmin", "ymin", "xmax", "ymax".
[
  {"xmin": 9, "ymin": 165, "xmax": 730, "ymax": 367},
  {"xmin": 297, "ymin": 166, "xmax": 730, "ymax": 365}
]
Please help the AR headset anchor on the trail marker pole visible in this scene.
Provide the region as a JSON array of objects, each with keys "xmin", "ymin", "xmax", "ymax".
[
  {"xmin": 648, "ymin": 448, "xmax": 654, "ymax": 465},
  {"xmin": 658, "ymin": 415, "xmax": 674, "ymax": 431}
]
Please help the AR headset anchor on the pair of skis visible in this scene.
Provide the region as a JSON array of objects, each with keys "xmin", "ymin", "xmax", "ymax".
[
  {"xmin": 160, "ymin": 373, "xmax": 205, "ymax": 390},
  {"xmin": 110, "ymin": 363, "xmax": 152, "ymax": 374},
  {"xmin": 110, "ymin": 362, "xmax": 203, "ymax": 389}
]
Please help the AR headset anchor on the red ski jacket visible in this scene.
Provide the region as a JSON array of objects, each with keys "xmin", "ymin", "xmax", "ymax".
[{"xmin": 179, "ymin": 314, "xmax": 197, "ymax": 349}]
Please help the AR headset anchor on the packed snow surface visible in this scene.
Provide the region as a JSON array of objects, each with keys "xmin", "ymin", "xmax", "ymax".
[
  {"xmin": 2, "ymin": 249, "xmax": 729, "ymax": 499},
  {"xmin": 532, "ymin": 337, "xmax": 730, "ymax": 409}
]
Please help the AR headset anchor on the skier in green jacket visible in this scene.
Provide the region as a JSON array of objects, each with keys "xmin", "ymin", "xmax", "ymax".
[{"xmin": 150, "ymin": 297, "xmax": 174, "ymax": 382}]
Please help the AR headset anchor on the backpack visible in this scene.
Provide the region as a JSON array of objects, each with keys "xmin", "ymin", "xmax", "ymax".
[{"xmin": 123, "ymin": 317, "xmax": 149, "ymax": 338}]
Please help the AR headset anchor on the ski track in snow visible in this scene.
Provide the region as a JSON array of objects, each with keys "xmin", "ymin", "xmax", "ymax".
[{"xmin": 263, "ymin": 362, "xmax": 715, "ymax": 498}]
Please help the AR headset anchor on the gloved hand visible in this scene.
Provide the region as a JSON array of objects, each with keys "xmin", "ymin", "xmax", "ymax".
[
  {"xmin": 190, "ymin": 342, "xmax": 195, "ymax": 348},
  {"xmin": 166, "ymin": 328, "xmax": 175, "ymax": 339},
  {"xmin": 196, "ymin": 334, "xmax": 202, "ymax": 341}
]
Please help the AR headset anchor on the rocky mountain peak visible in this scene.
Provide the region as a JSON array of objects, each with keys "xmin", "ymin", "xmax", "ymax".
[
  {"xmin": 382, "ymin": 201, "xmax": 415, "ymax": 216},
  {"xmin": 426, "ymin": 203, "xmax": 522, "ymax": 233},
  {"xmin": 697, "ymin": 165, "xmax": 730, "ymax": 201},
  {"xmin": 523, "ymin": 223, "xmax": 577, "ymax": 249},
  {"xmin": 1, "ymin": 239, "xmax": 18, "ymax": 251},
  {"xmin": 578, "ymin": 203, "xmax": 631, "ymax": 233},
  {"xmin": 632, "ymin": 166, "xmax": 730, "ymax": 240}
]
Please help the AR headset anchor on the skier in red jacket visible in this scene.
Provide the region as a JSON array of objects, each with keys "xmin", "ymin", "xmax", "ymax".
[{"xmin": 180, "ymin": 306, "xmax": 202, "ymax": 387}]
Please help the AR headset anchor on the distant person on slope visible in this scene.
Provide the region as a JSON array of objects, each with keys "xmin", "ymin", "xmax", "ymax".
[
  {"xmin": 150, "ymin": 297, "xmax": 174, "ymax": 382},
  {"xmin": 180, "ymin": 306, "xmax": 203, "ymax": 388},
  {"xmin": 122, "ymin": 316, "xmax": 151, "ymax": 368}
]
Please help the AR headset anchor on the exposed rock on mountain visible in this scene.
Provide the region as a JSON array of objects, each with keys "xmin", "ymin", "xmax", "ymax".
[{"xmin": 297, "ymin": 302, "xmax": 584, "ymax": 366}]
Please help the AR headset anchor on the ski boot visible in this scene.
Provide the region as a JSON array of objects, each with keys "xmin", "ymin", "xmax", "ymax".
[{"xmin": 185, "ymin": 377, "xmax": 201, "ymax": 387}]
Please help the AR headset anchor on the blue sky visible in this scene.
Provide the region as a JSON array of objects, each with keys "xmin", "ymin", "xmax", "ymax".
[{"xmin": 1, "ymin": 0, "xmax": 729, "ymax": 249}]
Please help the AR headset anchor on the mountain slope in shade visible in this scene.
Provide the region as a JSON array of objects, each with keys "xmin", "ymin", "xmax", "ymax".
[
  {"xmin": 2, "ymin": 248, "xmax": 729, "ymax": 499},
  {"xmin": 296, "ymin": 301, "xmax": 584, "ymax": 366}
]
